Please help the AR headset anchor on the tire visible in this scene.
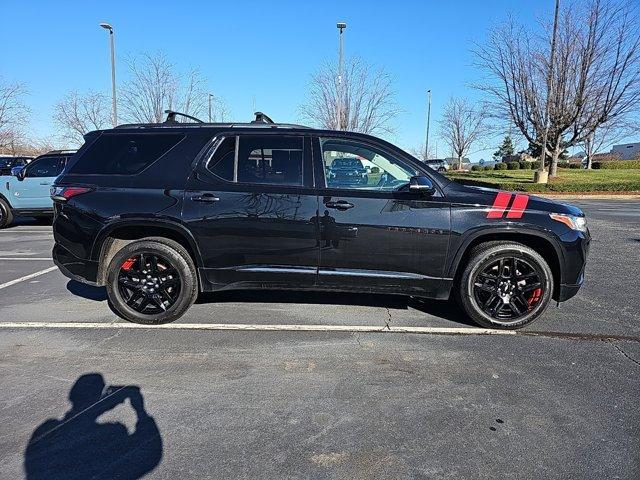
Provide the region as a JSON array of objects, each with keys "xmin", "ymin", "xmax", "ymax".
[
  {"xmin": 0, "ymin": 198, "xmax": 14, "ymax": 229},
  {"xmin": 106, "ymin": 237, "xmax": 198, "ymax": 324},
  {"xmin": 456, "ymin": 241, "xmax": 554, "ymax": 329}
]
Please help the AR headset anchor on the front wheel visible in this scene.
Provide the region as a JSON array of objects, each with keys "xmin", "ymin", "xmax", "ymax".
[
  {"xmin": 106, "ymin": 238, "xmax": 198, "ymax": 324},
  {"xmin": 0, "ymin": 198, "xmax": 14, "ymax": 228},
  {"xmin": 457, "ymin": 242, "xmax": 554, "ymax": 329}
]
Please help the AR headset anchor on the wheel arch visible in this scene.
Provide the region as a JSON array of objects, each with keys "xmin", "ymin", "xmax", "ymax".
[
  {"xmin": 92, "ymin": 219, "xmax": 203, "ymax": 285},
  {"xmin": 448, "ymin": 227, "xmax": 564, "ymax": 300},
  {"xmin": 0, "ymin": 191, "xmax": 13, "ymax": 208}
]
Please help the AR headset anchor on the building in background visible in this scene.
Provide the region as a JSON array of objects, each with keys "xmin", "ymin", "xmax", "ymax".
[{"xmin": 611, "ymin": 142, "xmax": 640, "ymax": 160}]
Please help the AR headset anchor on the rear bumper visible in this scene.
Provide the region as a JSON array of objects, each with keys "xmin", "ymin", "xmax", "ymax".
[{"xmin": 52, "ymin": 243, "xmax": 98, "ymax": 285}]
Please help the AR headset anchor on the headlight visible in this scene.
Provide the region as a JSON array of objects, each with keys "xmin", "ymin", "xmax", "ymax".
[{"xmin": 549, "ymin": 213, "xmax": 587, "ymax": 232}]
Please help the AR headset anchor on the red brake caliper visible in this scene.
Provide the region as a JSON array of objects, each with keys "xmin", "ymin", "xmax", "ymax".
[
  {"xmin": 527, "ymin": 288, "xmax": 542, "ymax": 310},
  {"xmin": 121, "ymin": 257, "xmax": 136, "ymax": 270}
]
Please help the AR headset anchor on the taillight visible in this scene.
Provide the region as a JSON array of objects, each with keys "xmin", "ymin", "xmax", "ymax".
[{"xmin": 50, "ymin": 186, "xmax": 93, "ymax": 201}]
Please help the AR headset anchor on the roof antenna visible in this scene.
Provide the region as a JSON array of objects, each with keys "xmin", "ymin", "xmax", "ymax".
[{"xmin": 252, "ymin": 112, "xmax": 274, "ymax": 124}]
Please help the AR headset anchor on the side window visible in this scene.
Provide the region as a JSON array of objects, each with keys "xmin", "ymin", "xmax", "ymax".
[
  {"xmin": 26, "ymin": 157, "xmax": 64, "ymax": 178},
  {"xmin": 207, "ymin": 137, "xmax": 236, "ymax": 181},
  {"xmin": 238, "ymin": 135, "xmax": 303, "ymax": 186},
  {"xmin": 206, "ymin": 135, "xmax": 304, "ymax": 186},
  {"xmin": 68, "ymin": 133, "xmax": 183, "ymax": 175},
  {"xmin": 321, "ymin": 138, "xmax": 417, "ymax": 191}
]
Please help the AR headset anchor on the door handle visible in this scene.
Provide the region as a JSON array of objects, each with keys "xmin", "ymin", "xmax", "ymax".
[
  {"xmin": 40, "ymin": 182, "xmax": 50, "ymax": 185},
  {"xmin": 191, "ymin": 194, "xmax": 220, "ymax": 203},
  {"xmin": 325, "ymin": 200, "xmax": 355, "ymax": 210}
]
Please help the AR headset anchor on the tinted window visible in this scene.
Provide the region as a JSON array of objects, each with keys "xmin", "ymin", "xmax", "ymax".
[
  {"xmin": 26, "ymin": 156, "xmax": 65, "ymax": 178},
  {"xmin": 69, "ymin": 133, "xmax": 183, "ymax": 175},
  {"xmin": 207, "ymin": 136, "xmax": 236, "ymax": 181},
  {"xmin": 237, "ymin": 136, "xmax": 303, "ymax": 186},
  {"xmin": 207, "ymin": 135, "xmax": 304, "ymax": 186}
]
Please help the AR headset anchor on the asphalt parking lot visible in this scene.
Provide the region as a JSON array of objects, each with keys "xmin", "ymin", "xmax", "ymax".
[{"xmin": 0, "ymin": 199, "xmax": 638, "ymax": 479}]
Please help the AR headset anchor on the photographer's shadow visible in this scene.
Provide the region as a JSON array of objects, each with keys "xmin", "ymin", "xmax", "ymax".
[{"xmin": 24, "ymin": 373, "xmax": 162, "ymax": 480}]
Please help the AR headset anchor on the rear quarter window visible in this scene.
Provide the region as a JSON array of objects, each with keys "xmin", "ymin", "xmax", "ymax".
[{"xmin": 68, "ymin": 133, "xmax": 184, "ymax": 175}]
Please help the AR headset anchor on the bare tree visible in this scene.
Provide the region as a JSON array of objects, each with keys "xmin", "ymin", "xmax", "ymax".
[
  {"xmin": 0, "ymin": 78, "xmax": 29, "ymax": 153},
  {"xmin": 407, "ymin": 143, "xmax": 438, "ymax": 162},
  {"xmin": 300, "ymin": 57, "xmax": 401, "ymax": 135},
  {"xmin": 120, "ymin": 52, "xmax": 210, "ymax": 123},
  {"xmin": 439, "ymin": 97, "xmax": 488, "ymax": 170},
  {"xmin": 475, "ymin": 0, "xmax": 640, "ymax": 177},
  {"xmin": 53, "ymin": 91, "xmax": 110, "ymax": 146},
  {"xmin": 583, "ymin": 119, "xmax": 635, "ymax": 168}
]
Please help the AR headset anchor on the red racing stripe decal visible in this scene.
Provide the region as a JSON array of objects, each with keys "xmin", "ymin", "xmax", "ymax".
[
  {"xmin": 486, "ymin": 192, "xmax": 512, "ymax": 218},
  {"xmin": 506, "ymin": 194, "xmax": 530, "ymax": 219}
]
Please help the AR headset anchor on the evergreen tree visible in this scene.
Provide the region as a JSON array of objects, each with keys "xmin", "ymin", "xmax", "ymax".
[{"xmin": 493, "ymin": 135, "xmax": 515, "ymax": 162}]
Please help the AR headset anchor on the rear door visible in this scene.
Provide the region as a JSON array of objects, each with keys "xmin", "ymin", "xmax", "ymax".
[
  {"xmin": 313, "ymin": 136, "xmax": 451, "ymax": 297},
  {"xmin": 182, "ymin": 132, "xmax": 320, "ymax": 290},
  {"xmin": 10, "ymin": 155, "xmax": 66, "ymax": 210}
]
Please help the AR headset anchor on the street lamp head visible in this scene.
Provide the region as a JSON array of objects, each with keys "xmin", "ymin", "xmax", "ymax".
[
  {"xmin": 337, "ymin": 22, "xmax": 347, "ymax": 31},
  {"xmin": 99, "ymin": 22, "xmax": 113, "ymax": 32}
]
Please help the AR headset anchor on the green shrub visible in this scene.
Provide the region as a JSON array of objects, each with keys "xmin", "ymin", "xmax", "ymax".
[
  {"xmin": 557, "ymin": 161, "xmax": 571, "ymax": 169},
  {"xmin": 592, "ymin": 159, "xmax": 640, "ymax": 170},
  {"xmin": 568, "ymin": 163, "xmax": 582, "ymax": 169},
  {"xmin": 484, "ymin": 165, "xmax": 494, "ymax": 171},
  {"xmin": 530, "ymin": 161, "xmax": 541, "ymax": 170},
  {"xmin": 471, "ymin": 165, "xmax": 483, "ymax": 171},
  {"xmin": 507, "ymin": 161, "xmax": 520, "ymax": 170},
  {"xmin": 494, "ymin": 163, "xmax": 508, "ymax": 170}
]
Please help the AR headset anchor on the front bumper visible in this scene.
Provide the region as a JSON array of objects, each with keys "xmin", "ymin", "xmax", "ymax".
[
  {"xmin": 556, "ymin": 229, "xmax": 590, "ymax": 301},
  {"xmin": 53, "ymin": 243, "xmax": 98, "ymax": 285}
]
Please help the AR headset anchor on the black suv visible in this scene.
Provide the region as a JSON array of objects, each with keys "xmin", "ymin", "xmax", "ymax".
[{"xmin": 52, "ymin": 113, "xmax": 590, "ymax": 329}]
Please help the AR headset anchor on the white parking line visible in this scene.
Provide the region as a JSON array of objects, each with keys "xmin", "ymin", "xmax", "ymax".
[
  {"xmin": 0, "ymin": 321, "xmax": 517, "ymax": 336},
  {"xmin": 0, "ymin": 230, "xmax": 53, "ymax": 234},
  {"xmin": 0, "ymin": 257, "xmax": 52, "ymax": 260},
  {"xmin": 0, "ymin": 266, "xmax": 58, "ymax": 290}
]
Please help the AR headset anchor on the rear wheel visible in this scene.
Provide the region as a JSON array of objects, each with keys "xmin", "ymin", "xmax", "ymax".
[
  {"xmin": 106, "ymin": 238, "xmax": 198, "ymax": 324},
  {"xmin": 0, "ymin": 199, "xmax": 14, "ymax": 229},
  {"xmin": 457, "ymin": 242, "xmax": 553, "ymax": 329}
]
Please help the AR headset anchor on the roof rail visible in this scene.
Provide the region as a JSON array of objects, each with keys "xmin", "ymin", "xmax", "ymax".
[
  {"xmin": 164, "ymin": 110, "xmax": 204, "ymax": 124},
  {"xmin": 44, "ymin": 149, "xmax": 77, "ymax": 155}
]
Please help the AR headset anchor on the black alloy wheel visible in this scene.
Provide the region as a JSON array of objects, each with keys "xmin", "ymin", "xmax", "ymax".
[
  {"xmin": 457, "ymin": 242, "xmax": 553, "ymax": 329},
  {"xmin": 106, "ymin": 237, "xmax": 198, "ymax": 324},
  {"xmin": 117, "ymin": 253, "xmax": 182, "ymax": 314},
  {"xmin": 472, "ymin": 256, "xmax": 544, "ymax": 321}
]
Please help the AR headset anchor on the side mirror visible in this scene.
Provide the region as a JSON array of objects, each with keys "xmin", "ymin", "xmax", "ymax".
[
  {"xmin": 409, "ymin": 176, "xmax": 436, "ymax": 196},
  {"xmin": 16, "ymin": 168, "xmax": 26, "ymax": 181},
  {"xmin": 10, "ymin": 166, "xmax": 23, "ymax": 177}
]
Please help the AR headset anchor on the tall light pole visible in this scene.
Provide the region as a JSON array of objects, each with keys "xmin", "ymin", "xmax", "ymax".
[
  {"xmin": 536, "ymin": 0, "xmax": 560, "ymax": 182},
  {"xmin": 424, "ymin": 89, "xmax": 432, "ymax": 161},
  {"xmin": 99, "ymin": 22, "xmax": 117, "ymax": 127},
  {"xmin": 337, "ymin": 22, "xmax": 347, "ymax": 130},
  {"xmin": 208, "ymin": 93, "xmax": 214, "ymax": 122}
]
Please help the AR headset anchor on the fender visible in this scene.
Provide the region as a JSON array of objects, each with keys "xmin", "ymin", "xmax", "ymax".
[
  {"xmin": 91, "ymin": 217, "xmax": 204, "ymax": 267},
  {"xmin": 0, "ymin": 191, "xmax": 12, "ymax": 208},
  {"xmin": 445, "ymin": 224, "xmax": 566, "ymax": 280}
]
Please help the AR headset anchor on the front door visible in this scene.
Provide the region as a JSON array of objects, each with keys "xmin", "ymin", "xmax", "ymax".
[
  {"xmin": 182, "ymin": 133, "xmax": 320, "ymax": 290},
  {"xmin": 10, "ymin": 155, "xmax": 66, "ymax": 210},
  {"xmin": 314, "ymin": 136, "xmax": 451, "ymax": 297}
]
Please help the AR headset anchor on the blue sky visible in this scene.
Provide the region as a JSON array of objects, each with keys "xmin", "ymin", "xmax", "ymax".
[{"xmin": 0, "ymin": 0, "xmax": 598, "ymax": 160}]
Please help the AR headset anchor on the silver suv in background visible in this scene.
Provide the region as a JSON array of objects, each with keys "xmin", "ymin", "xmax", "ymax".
[{"xmin": 424, "ymin": 159, "xmax": 450, "ymax": 172}]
